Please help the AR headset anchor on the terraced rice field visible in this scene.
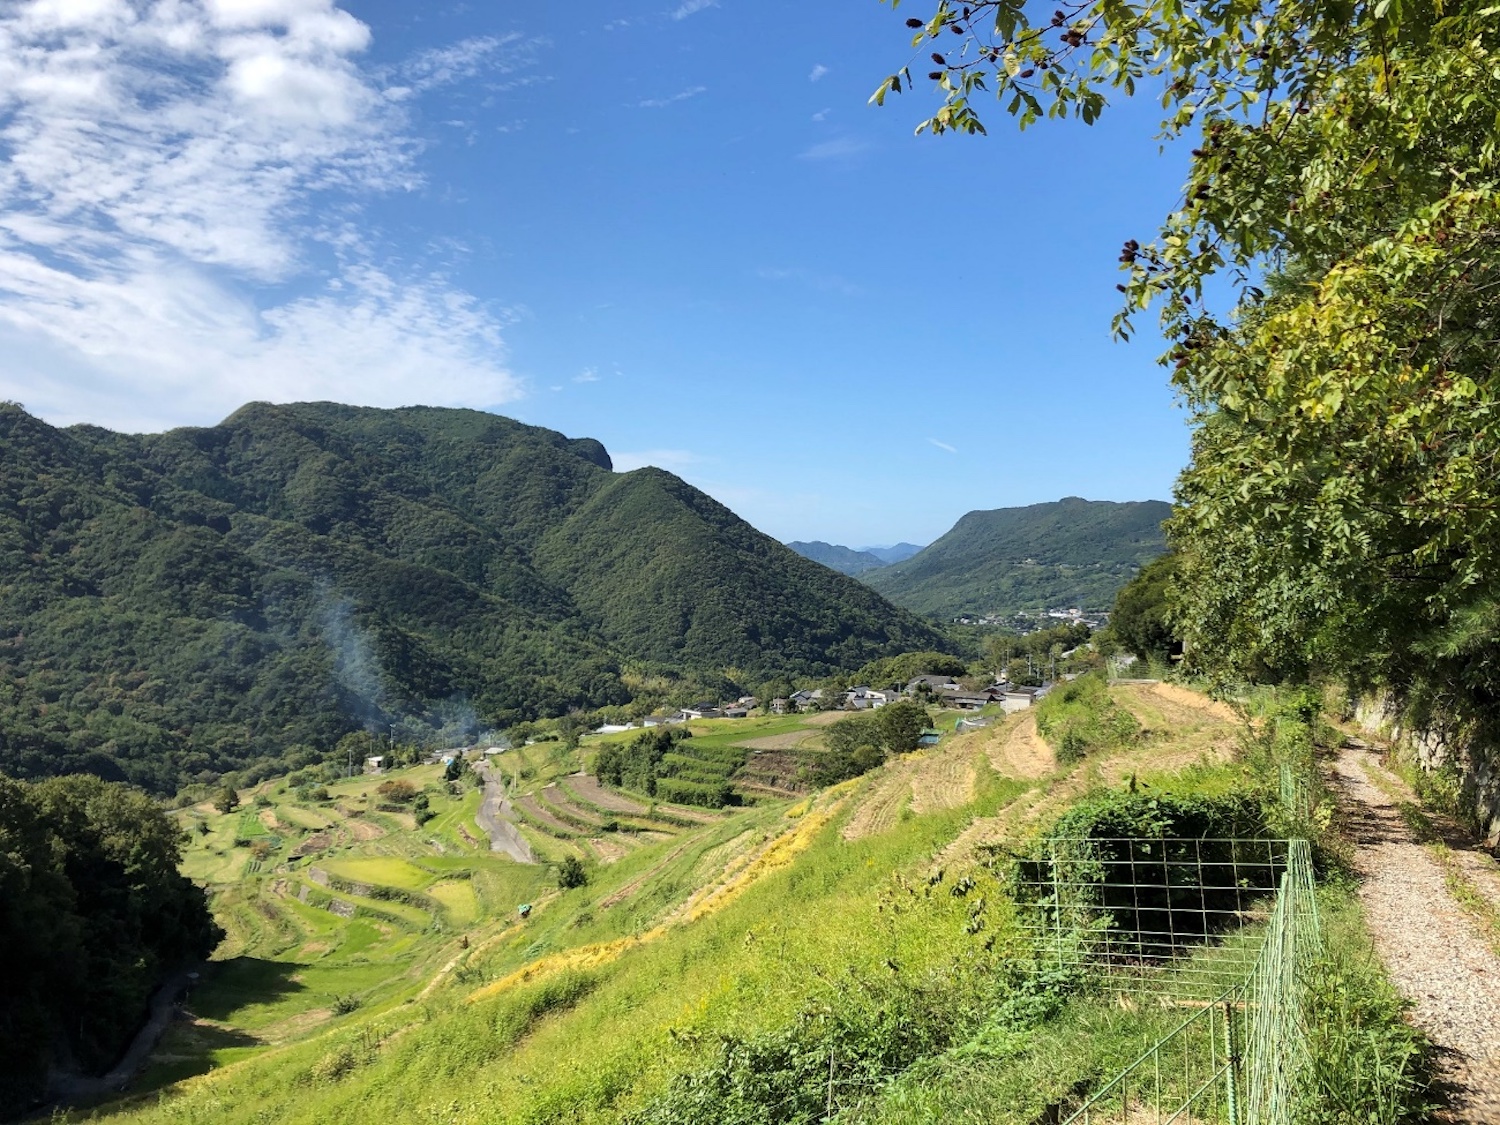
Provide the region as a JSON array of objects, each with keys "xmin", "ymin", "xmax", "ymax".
[
  {"xmin": 908, "ymin": 746, "xmax": 979, "ymax": 815},
  {"xmin": 841, "ymin": 769, "xmax": 913, "ymax": 840}
]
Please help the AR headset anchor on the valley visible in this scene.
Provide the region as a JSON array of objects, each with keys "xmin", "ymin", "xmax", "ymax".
[{"xmin": 46, "ymin": 680, "xmax": 1441, "ymax": 1125}]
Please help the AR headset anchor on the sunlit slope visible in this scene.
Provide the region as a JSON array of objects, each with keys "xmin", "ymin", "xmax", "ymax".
[
  {"xmin": 78, "ymin": 685, "xmax": 1255, "ymax": 1125},
  {"xmin": 863, "ymin": 496, "xmax": 1171, "ymax": 616}
]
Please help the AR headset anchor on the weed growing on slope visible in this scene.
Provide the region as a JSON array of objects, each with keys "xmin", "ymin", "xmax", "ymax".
[{"xmin": 1035, "ymin": 673, "xmax": 1142, "ymax": 764}]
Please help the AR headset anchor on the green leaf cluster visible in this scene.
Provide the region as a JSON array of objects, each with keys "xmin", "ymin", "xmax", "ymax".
[{"xmin": 0, "ymin": 773, "xmax": 221, "ymax": 1115}]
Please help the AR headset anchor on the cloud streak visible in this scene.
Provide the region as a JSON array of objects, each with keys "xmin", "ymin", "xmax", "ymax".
[
  {"xmin": 798, "ymin": 136, "xmax": 872, "ymax": 161},
  {"xmin": 929, "ymin": 438, "xmax": 958, "ymax": 454},
  {"xmin": 637, "ymin": 85, "xmax": 706, "ymax": 108},
  {"xmin": 671, "ymin": 0, "xmax": 717, "ymax": 19},
  {"xmin": 0, "ymin": 0, "xmax": 524, "ymax": 431}
]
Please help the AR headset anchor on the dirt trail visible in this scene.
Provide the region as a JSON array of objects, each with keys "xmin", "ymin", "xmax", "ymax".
[
  {"xmin": 48, "ymin": 967, "xmax": 197, "ymax": 1105},
  {"xmin": 1329, "ymin": 746, "xmax": 1500, "ymax": 1122},
  {"xmin": 473, "ymin": 761, "xmax": 535, "ymax": 864}
]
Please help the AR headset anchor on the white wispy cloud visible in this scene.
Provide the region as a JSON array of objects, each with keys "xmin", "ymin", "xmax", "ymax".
[
  {"xmin": 637, "ymin": 85, "xmax": 706, "ymax": 109},
  {"xmin": 811, "ymin": 107, "xmax": 832, "ymax": 122},
  {"xmin": 929, "ymin": 438, "xmax": 958, "ymax": 454},
  {"xmin": 671, "ymin": 0, "xmax": 717, "ymax": 19},
  {"xmin": 0, "ymin": 0, "xmax": 524, "ymax": 431},
  {"xmin": 808, "ymin": 64, "xmax": 829, "ymax": 82},
  {"xmin": 798, "ymin": 136, "xmax": 872, "ymax": 161},
  {"xmin": 612, "ymin": 448, "xmax": 701, "ymax": 472},
  {"xmin": 390, "ymin": 34, "xmax": 533, "ymax": 95},
  {"xmin": 574, "ymin": 367, "xmax": 600, "ymax": 383}
]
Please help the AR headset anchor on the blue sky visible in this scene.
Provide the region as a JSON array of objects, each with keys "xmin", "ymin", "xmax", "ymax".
[{"xmin": 0, "ymin": 0, "xmax": 1196, "ymax": 546}]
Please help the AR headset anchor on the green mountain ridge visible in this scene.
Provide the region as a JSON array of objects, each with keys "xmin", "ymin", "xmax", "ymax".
[
  {"xmin": 0, "ymin": 402, "xmax": 944, "ymax": 791},
  {"xmin": 861, "ymin": 497, "xmax": 1172, "ymax": 618},
  {"xmin": 786, "ymin": 540, "xmax": 890, "ymax": 576}
]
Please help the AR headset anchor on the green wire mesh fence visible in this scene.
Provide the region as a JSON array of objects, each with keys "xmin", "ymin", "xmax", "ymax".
[
  {"xmin": 1010, "ymin": 837, "xmax": 1319, "ymax": 1125},
  {"xmin": 1014, "ymin": 837, "xmax": 1297, "ymax": 1002}
]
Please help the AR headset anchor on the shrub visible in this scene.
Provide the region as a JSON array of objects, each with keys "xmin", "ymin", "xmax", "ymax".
[
  {"xmin": 878, "ymin": 700, "xmax": 931, "ymax": 753},
  {"xmin": 376, "ymin": 779, "xmax": 417, "ymax": 804},
  {"xmin": 558, "ymin": 854, "xmax": 588, "ymax": 889},
  {"xmin": 212, "ymin": 785, "xmax": 240, "ymax": 814}
]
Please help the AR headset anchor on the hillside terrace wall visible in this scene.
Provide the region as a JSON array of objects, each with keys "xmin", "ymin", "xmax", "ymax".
[{"xmin": 1355, "ymin": 694, "xmax": 1500, "ymax": 848}]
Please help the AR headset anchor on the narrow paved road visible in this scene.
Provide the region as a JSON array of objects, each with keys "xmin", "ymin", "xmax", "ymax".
[
  {"xmin": 1330, "ymin": 746, "xmax": 1500, "ymax": 1123},
  {"xmin": 473, "ymin": 760, "xmax": 534, "ymax": 864},
  {"xmin": 48, "ymin": 967, "xmax": 196, "ymax": 1105}
]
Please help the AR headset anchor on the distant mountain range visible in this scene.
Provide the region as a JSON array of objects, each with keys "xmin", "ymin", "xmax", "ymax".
[
  {"xmin": 785, "ymin": 541, "xmax": 923, "ymax": 575},
  {"xmin": 0, "ymin": 402, "xmax": 943, "ymax": 791},
  {"xmin": 858, "ymin": 497, "xmax": 1171, "ymax": 618}
]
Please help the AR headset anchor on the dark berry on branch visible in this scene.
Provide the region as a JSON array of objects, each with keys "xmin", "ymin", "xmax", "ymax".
[{"xmin": 906, "ymin": 17, "xmax": 923, "ymax": 27}]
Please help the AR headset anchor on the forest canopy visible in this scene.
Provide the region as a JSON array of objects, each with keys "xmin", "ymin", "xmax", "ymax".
[{"xmin": 0, "ymin": 773, "xmax": 221, "ymax": 1116}]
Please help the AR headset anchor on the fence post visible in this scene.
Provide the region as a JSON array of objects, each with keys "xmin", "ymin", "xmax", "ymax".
[{"xmin": 1223, "ymin": 999, "xmax": 1240, "ymax": 1125}]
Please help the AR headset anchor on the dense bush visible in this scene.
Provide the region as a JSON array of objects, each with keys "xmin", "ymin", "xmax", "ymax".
[
  {"xmin": 0, "ymin": 773, "xmax": 222, "ymax": 1115},
  {"xmin": 1014, "ymin": 790, "xmax": 1273, "ymax": 958},
  {"xmin": 810, "ymin": 702, "xmax": 933, "ymax": 788}
]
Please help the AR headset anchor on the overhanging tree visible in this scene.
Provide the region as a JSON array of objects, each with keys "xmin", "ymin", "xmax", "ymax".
[{"xmin": 877, "ymin": 2, "xmax": 1500, "ymax": 727}]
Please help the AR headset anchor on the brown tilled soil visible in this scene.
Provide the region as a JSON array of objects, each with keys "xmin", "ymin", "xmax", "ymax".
[
  {"xmin": 739, "ymin": 730, "xmax": 819, "ymax": 750},
  {"xmin": 800, "ymin": 711, "xmax": 848, "ymax": 727},
  {"xmin": 1330, "ymin": 746, "xmax": 1500, "ymax": 1123},
  {"xmin": 841, "ymin": 769, "xmax": 913, "ymax": 840},
  {"xmin": 540, "ymin": 784, "xmax": 605, "ymax": 826},
  {"xmin": 587, "ymin": 837, "xmax": 631, "ymax": 864},
  {"xmin": 345, "ymin": 818, "xmax": 384, "ymax": 841},
  {"xmin": 984, "ymin": 713, "xmax": 1055, "ymax": 779},
  {"xmin": 516, "ymin": 794, "xmax": 575, "ymax": 836},
  {"xmin": 567, "ymin": 774, "xmax": 650, "ymax": 815},
  {"xmin": 908, "ymin": 746, "xmax": 978, "ymax": 816}
]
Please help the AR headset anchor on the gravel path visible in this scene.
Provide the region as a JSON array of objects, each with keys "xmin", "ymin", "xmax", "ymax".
[
  {"xmin": 1329, "ymin": 746, "xmax": 1500, "ymax": 1122},
  {"xmin": 473, "ymin": 761, "xmax": 535, "ymax": 864}
]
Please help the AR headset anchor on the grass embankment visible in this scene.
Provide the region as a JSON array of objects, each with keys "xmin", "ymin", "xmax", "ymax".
[{"xmin": 74, "ymin": 685, "xmax": 1428, "ymax": 1124}]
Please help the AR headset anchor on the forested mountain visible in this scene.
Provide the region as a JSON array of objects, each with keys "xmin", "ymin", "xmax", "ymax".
[
  {"xmin": 787, "ymin": 541, "xmax": 889, "ymax": 575},
  {"xmin": 862, "ymin": 543, "xmax": 923, "ymax": 565},
  {"xmin": 0, "ymin": 402, "xmax": 942, "ymax": 791},
  {"xmin": 861, "ymin": 497, "xmax": 1170, "ymax": 617}
]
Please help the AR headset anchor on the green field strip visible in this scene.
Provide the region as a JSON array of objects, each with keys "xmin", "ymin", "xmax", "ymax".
[
  {"xmin": 319, "ymin": 856, "xmax": 435, "ymax": 890},
  {"xmin": 274, "ymin": 804, "xmax": 336, "ymax": 831}
]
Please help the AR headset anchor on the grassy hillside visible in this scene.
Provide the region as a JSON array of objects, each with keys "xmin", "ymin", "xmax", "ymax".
[
  {"xmin": 786, "ymin": 541, "xmax": 889, "ymax": 576},
  {"xmin": 0, "ymin": 402, "xmax": 943, "ymax": 790},
  {"xmin": 862, "ymin": 497, "xmax": 1171, "ymax": 618},
  {"xmin": 56, "ymin": 683, "xmax": 1424, "ymax": 1125}
]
